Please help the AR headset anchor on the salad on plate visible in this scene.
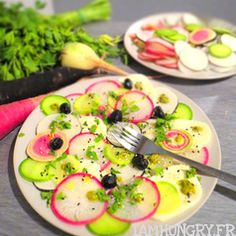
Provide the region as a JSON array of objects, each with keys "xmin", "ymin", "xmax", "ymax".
[{"xmin": 18, "ymin": 74, "xmax": 213, "ymax": 236}]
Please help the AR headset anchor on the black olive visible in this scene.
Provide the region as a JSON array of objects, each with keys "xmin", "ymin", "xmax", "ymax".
[
  {"xmin": 152, "ymin": 106, "xmax": 165, "ymax": 119},
  {"xmin": 107, "ymin": 110, "xmax": 122, "ymax": 124},
  {"xmin": 101, "ymin": 174, "xmax": 117, "ymax": 189},
  {"xmin": 123, "ymin": 78, "xmax": 133, "ymax": 90},
  {"xmin": 132, "ymin": 154, "xmax": 148, "ymax": 170},
  {"xmin": 49, "ymin": 137, "xmax": 63, "ymax": 151},
  {"xmin": 59, "ymin": 103, "xmax": 71, "ymax": 114}
]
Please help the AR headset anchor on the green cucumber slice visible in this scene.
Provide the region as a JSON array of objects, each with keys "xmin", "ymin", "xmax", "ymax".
[
  {"xmin": 173, "ymin": 103, "xmax": 193, "ymax": 120},
  {"xmin": 213, "ymin": 27, "xmax": 232, "ymax": 35},
  {"xmin": 208, "ymin": 43, "xmax": 232, "ymax": 58},
  {"xmin": 87, "ymin": 212, "xmax": 130, "ymax": 236},
  {"xmin": 154, "ymin": 29, "xmax": 178, "ymax": 37},
  {"xmin": 19, "ymin": 158, "xmax": 52, "ymax": 182},
  {"xmin": 40, "ymin": 95, "xmax": 70, "ymax": 115},
  {"xmin": 104, "ymin": 144, "xmax": 134, "ymax": 166},
  {"xmin": 155, "ymin": 181, "xmax": 181, "ymax": 215},
  {"xmin": 185, "ymin": 23, "xmax": 202, "ymax": 32},
  {"xmin": 74, "ymin": 93, "xmax": 101, "ymax": 115},
  {"xmin": 164, "ymin": 33, "xmax": 187, "ymax": 42}
]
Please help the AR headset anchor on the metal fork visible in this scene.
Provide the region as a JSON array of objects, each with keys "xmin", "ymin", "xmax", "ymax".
[{"xmin": 110, "ymin": 123, "xmax": 236, "ymax": 186}]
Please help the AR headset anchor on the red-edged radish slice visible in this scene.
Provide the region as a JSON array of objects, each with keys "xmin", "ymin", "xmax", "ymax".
[
  {"xmin": 27, "ymin": 131, "xmax": 68, "ymax": 162},
  {"xmin": 115, "ymin": 91, "xmax": 154, "ymax": 123},
  {"xmin": 161, "ymin": 129, "xmax": 192, "ymax": 152},
  {"xmin": 51, "ymin": 173, "xmax": 108, "ymax": 225},
  {"xmin": 107, "ymin": 123, "xmax": 141, "ymax": 147},
  {"xmin": 181, "ymin": 146, "xmax": 209, "ymax": 165},
  {"xmin": 136, "ymin": 30, "xmax": 154, "ymax": 42},
  {"xmin": 221, "ymin": 34, "xmax": 236, "ymax": 52},
  {"xmin": 138, "ymin": 51, "xmax": 166, "ymax": 61},
  {"xmin": 37, "ymin": 114, "xmax": 81, "ymax": 140},
  {"xmin": 68, "ymin": 132, "xmax": 110, "ymax": 171},
  {"xmin": 66, "ymin": 93, "xmax": 82, "ymax": 104},
  {"xmin": 108, "ymin": 177, "xmax": 160, "ymax": 223},
  {"xmin": 145, "ymin": 40, "xmax": 176, "ymax": 57},
  {"xmin": 155, "ymin": 58, "xmax": 178, "ymax": 69},
  {"xmin": 174, "ymin": 41, "xmax": 191, "ymax": 56},
  {"xmin": 179, "ymin": 47, "xmax": 208, "ymax": 71},
  {"xmin": 147, "ymin": 38, "xmax": 174, "ymax": 50},
  {"xmin": 85, "ymin": 80, "xmax": 122, "ymax": 105},
  {"xmin": 208, "ymin": 53, "xmax": 236, "ymax": 67}
]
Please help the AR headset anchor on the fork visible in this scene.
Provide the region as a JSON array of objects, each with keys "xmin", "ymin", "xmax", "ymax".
[{"xmin": 110, "ymin": 123, "xmax": 236, "ymax": 186}]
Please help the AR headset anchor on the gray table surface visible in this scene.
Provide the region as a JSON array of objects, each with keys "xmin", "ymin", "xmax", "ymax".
[{"xmin": 0, "ymin": 0, "xmax": 236, "ymax": 235}]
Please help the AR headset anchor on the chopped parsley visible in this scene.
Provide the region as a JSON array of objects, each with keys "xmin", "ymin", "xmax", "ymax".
[
  {"xmin": 86, "ymin": 145, "xmax": 98, "ymax": 160},
  {"xmin": 56, "ymin": 192, "xmax": 67, "ymax": 201},
  {"xmin": 49, "ymin": 118, "xmax": 72, "ymax": 133},
  {"xmin": 108, "ymin": 178, "xmax": 143, "ymax": 214},
  {"xmin": 186, "ymin": 168, "xmax": 197, "ymax": 179},
  {"xmin": 40, "ymin": 191, "xmax": 53, "ymax": 207},
  {"xmin": 96, "ymin": 189, "xmax": 109, "ymax": 202},
  {"xmin": 110, "ymin": 167, "xmax": 121, "ymax": 175},
  {"xmin": 64, "ymin": 162, "xmax": 77, "ymax": 175},
  {"xmin": 89, "ymin": 124, "xmax": 97, "ymax": 133},
  {"xmin": 121, "ymin": 100, "xmax": 140, "ymax": 115},
  {"xmin": 94, "ymin": 133, "xmax": 104, "ymax": 143},
  {"xmin": 108, "ymin": 91, "xmax": 119, "ymax": 100}
]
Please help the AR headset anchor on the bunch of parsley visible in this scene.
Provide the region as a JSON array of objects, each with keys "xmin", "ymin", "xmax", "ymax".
[{"xmin": 0, "ymin": 0, "xmax": 127, "ymax": 81}]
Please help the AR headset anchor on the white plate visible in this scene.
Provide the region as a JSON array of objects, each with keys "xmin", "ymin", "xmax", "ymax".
[
  {"xmin": 13, "ymin": 76, "xmax": 221, "ymax": 236},
  {"xmin": 124, "ymin": 12, "xmax": 236, "ymax": 80}
]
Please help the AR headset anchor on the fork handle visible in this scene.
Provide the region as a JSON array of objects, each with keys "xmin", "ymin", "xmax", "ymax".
[{"xmin": 159, "ymin": 149, "xmax": 236, "ymax": 186}]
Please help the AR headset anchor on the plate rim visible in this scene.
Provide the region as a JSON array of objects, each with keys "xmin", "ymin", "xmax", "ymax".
[
  {"xmin": 13, "ymin": 76, "xmax": 222, "ymax": 236},
  {"xmin": 124, "ymin": 11, "xmax": 236, "ymax": 80}
]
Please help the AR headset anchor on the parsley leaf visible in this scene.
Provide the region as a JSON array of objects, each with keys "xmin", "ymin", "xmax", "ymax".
[
  {"xmin": 86, "ymin": 145, "xmax": 98, "ymax": 160},
  {"xmin": 186, "ymin": 168, "xmax": 197, "ymax": 179}
]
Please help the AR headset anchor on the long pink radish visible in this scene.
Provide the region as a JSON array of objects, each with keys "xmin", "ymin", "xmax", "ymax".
[
  {"xmin": 0, "ymin": 95, "xmax": 45, "ymax": 140},
  {"xmin": 115, "ymin": 91, "xmax": 154, "ymax": 123},
  {"xmin": 51, "ymin": 172, "xmax": 108, "ymax": 225},
  {"xmin": 108, "ymin": 176, "xmax": 160, "ymax": 223}
]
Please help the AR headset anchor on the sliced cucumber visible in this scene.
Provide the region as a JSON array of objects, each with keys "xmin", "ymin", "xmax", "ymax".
[
  {"xmin": 154, "ymin": 29, "xmax": 178, "ymax": 37},
  {"xmin": 74, "ymin": 93, "xmax": 101, "ymax": 115},
  {"xmin": 87, "ymin": 212, "xmax": 130, "ymax": 236},
  {"xmin": 19, "ymin": 158, "xmax": 53, "ymax": 182},
  {"xmin": 185, "ymin": 23, "xmax": 202, "ymax": 32},
  {"xmin": 173, "ymin": 103, "xmax": 193, "ymax": 120},
  {"xmin": 40, "ymin": 95, "xmax": 69, "ymax": 115},
  {"xmin": 104, "ymin": 144, "xmax": 134, "ymax": 166},
  {"xmin": 164, "ymin": 33, "xmax": 187, "ymax": 42},
  {"xmin": 208, "ymin": 43, "xmax": 232, "ymax": 58}
]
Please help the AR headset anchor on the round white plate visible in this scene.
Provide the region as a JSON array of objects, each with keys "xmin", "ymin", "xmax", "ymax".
[
  {"xmin": 124, "ymin": 12, "xmax": 236, "ymax": 80},
  {"xmin": 13, "ymin": 76, "xmax": 221, "ymax": 236}
]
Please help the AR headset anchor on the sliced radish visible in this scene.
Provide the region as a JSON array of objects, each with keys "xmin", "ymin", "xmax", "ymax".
[
  {"xmin": 107, "ymin": 123, "xmax": 141, "ymax": 147},
  {"xmin": 85, "ymin": 80, "xmax": 122, "ymax": 105},
  {"xmin": 139, "ymin": 119, "xmax": 156, "ymax": 141},
  {"xmin": 181, "ymin": 146, "xmax": 209, "ymax": 165},
  {"xmin": 154, "ymin": 87, "xmax": 178, "ymax": 114},
  {"xmin": 189, "ymin": 28, "xmax": 216, "ymax": 45},
  {"xmin": 178, "ymin": 61, "xmax": 196, "ymax": 73},
  {"xmin": 34, "ymin": 180, "xmax": 56, "ymax": 191},
  {"xmin": 149, "ymin": 38, "xmax": 175, "ymax": 49},
  {"xmin": 27, "ymin": 131, "xmax": 68, "ymax": 162},
  {"xmin": 79, "ymin": 116, "xmax": 107, "ymax": 137},
  {"xmin": 115, "ymin": 91, "xmax": 154, "ymax": 123},
  {"xmin": 68, "ymin": 132, "xmax": 110, "ymax": 171},
  {"xmin": 179, "ymin": 47, "xmax": 208, "ymax": 71},
  {"xmin": 182, "ymin": 13, "xmax": 202, "ymax": 25},
  {"xmin": 221, "ymin": 34, "xmax": 236, "ymax": 52},
  {"xmin": 161, "ymin": 129, "xmax": 192, "ymax": 152},
  {"xmin": 108, "ymin": 177, "xmax": 160, "ymax": 223},
  {"xmin": 136, "ymin": 30, "xmax": 154, "ymax": 42},
  {"xmin": 138, "ymin": 51, "xmax": 166, "ymax": 61},
  {"xmin": 174, "ymin": 41, "xmax": 191, "ymax": 56},
  {"xmin": 208, "ymin": 53, "xmax": 236, "ymax": 67},
  {"xmin": 155, "ymin": 58, "xmax": 178, "ymax": 69},
  {"xmin": 51, "ymin": 173, "xmax": 108, "ymax": 225},
  {"xmin": 37, "ymin": 114, "xmax": 81, "ymax": 140},
  {"xmin": 210, "ymin": 64, "xmax": 235, "ymax": 73},
  {"xmin": 145, "ymin": 39, "xmax": 175, "ymax": 57}
]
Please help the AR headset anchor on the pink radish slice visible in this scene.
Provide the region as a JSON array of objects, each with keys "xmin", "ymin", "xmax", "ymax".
[
  {"xmin": 66, "ymin": 93, "xmax": 82, "ymax": 104},
  {"xmin": 68, "ymin": 132, "xmax": 110, "ymax": 171},
  {"xmin": 115, "ymin": 91, "xmax": 154, "ymax": 123},
  {"xmin": 155, "ymin": 58, "xmax": 178, "ymax": 69},
  {"xmin": 51, "ymin": 173, "xmax": 108, "ymax": 225},
  {"xmin": 162, "ymin": 129, "xmax": 191, "ymax": 152},
  {"xmin": 145, "ymin": 40, "xmax": 176, "ymax": 57},
  {"xmin": 182, "ymin": 146, "xmax": 209, "ymax": 165},
  {"xmin": 85, "ymin": 80, "xmax": 122, "ymax": 105},
  {"xmin": 27, "ymin": 131, "xmax": 68, "ymax": 162},
  {"xmin": 108, "ymin": 176, "xmax": 160, "ymax": 223},
  {"xmin": 138, "ymin": 51, "xmax": 166, "ymax": 61},
  {"xmin": 146, "ymin": 38, "xmax": 175, "ymax": 51}
]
